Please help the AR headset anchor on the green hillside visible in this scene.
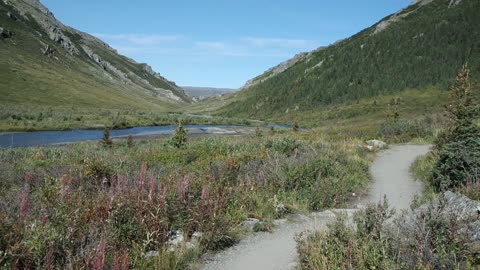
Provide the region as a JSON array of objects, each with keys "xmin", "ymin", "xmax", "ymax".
[
  {"xmin": 0, "ymin": 0, "xmax": 189, "ymax": 115},
  {"xmin": 218, "ymin": 0, "xmax": 480, "ymax": 124}
]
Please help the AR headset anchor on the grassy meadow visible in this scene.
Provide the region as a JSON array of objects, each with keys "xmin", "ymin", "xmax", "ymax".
[{"xmin": 0, "ymin": 129, "xmax": 373, "ymax": 269}]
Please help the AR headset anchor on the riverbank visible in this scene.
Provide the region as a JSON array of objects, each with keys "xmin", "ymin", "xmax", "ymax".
[{"xmin": 0, "ymin": 125, "xmax": 266, "ymax": 148}]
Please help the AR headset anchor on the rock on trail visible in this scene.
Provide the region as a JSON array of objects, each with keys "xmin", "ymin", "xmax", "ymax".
[{"xmin": 201, "ymin": 144, "xmax": 432, "ymax": 270}]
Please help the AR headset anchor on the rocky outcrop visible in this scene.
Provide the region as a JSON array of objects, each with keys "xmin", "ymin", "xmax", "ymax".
[
  {"xmin": 2, "ymin": 0, "xmax": 188, "ymax": 103},
  {"xmin": 449, "ymin": 0, "xmax": 463, "ymax": 7},
  {"xmin": 142, "ymin": 64, "xmax": 164, "ymax": 81},
  {"xmin": 0, "ymin": 27, "xmax": 12, "ymax": 38},
  {"xmin": 6, "ymin": 0, "xmax": 79, "ymax": 54},
  {"xmin": 374, "ymin": 11, "xmax": 415, "ymax": 34},
  {"xmin": 81, "ymin": 45, "xmax": 128, "ymax": 81},
  {"xmin": 241, "ymin": 52, "xmax": 307, "ymax": 89},
  {"xmin": 373, "ymin": 0, "xmax": 433, "ymax": 35},
  {"xmin": 42, "ymin": 44, "xmax": 54, "ymax": 57},
  {"xmin": 6, "ymin": 11, "xmax": 18, "ymax": 21},
  {"xmin": 44, "ymin": 25, "xmax": 79, "ymax": 55}
]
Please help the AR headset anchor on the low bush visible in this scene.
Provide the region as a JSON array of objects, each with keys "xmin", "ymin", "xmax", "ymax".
[{"xmin": 0, "ymin": 130, "xmax": 371, "ymax": 268}]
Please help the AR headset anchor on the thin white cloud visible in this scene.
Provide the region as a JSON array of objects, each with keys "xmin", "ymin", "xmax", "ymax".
[
  {"xmin": 241, "ymin": 37, "xmax": 312, "ymax": 49},
  {"xmin": 194, "ymin": 41, "xmax": 227, "ymax": 50},
  {"xmin": 93, "ymin": 33, "xmax": 182, "ymax": 45},
  {"xmin": 93, "ymin": 33, "xmax": 317, "ymax": 59}
]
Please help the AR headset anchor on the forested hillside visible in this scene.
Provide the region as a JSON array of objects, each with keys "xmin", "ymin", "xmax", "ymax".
[{"xmin": 220, "ymin": 0, "xmax": 479, "ymax": 119}]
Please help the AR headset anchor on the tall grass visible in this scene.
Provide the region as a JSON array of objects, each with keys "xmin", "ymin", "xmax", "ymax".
[{"xmin": 0, "ymin": 130, "xmax": 371, "ymax": 269}]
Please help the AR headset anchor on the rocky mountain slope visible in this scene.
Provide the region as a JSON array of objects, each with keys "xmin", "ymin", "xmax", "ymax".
[
  {"xmin": 0, "ymin": 0, "xmax": 189, "ymax": 111},
  {"xmin": 220, "ymin": 0, "xmax": 479, "ymax": 119}
]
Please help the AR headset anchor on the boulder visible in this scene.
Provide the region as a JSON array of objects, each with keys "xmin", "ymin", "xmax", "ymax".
[
  {"xmin": 144, "ymin": 250, "xmax": 159, "ymax": 259},
  {"xmin": 390, "ymin": 192, "xmax": 480, "ymax": 260},
  {"xmin": 0, "ymin": 27, "xmax": 13, "ymax": 39},
  {"xmin": 167, "ymin": 230, "xmax": 184, "ymax": 252},
  {"xmin": 275, "ymin": 203, "xmax": 289, "ymax": 217},
  {"xmin": 242, "ymin": 218, "xmax": 261, "ymax": 231},
  {"xmin": 366, "ymin": 139, "xmax": 388, "ymax": 149},
  {"xmin": 42, "ymin": 44, "xmax": 54, "ymax": 57}
]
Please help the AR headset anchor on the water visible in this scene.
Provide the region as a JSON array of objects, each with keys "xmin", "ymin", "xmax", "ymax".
[{"xmin": 0, "ymin": 124, "xmax": 288, "ymax": 148}]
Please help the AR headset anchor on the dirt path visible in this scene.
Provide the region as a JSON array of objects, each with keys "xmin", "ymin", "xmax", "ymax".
[
  {"xmin": 364, "ymin": 144, "xmax": 431, "ymax": 210},
  {"xmin": 200, "ymin": 144, "xmax": 431, "ymax": 270}
]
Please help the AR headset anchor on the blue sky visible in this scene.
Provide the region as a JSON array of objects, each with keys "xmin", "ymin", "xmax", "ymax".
[{"xmin": 42, "ymin": 0, "xmax": 411, "ymax": 88}]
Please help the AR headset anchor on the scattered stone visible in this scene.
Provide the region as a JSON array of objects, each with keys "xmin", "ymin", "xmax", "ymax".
[
  {"xmin": 0, "ymin": 27, "xmax": 13, "ymax": 39},
  {"xmin": 190, "ymin": 231, "xmax": 203, "ymax": 245},
  {"xmin": 168, "ymin": 230, "xmax": 184, "ymax": 246},
  {"xmin": 311, "ymin": 210, "xmax": 337, "ymax": 220},
  {"xmin": 185, "ymin": 242, "xmax": 196, "ymax": 250},
  {"xmin": 242, "ymin": 218, "xmax": 261, "ymax": 231},
  {"xmin": 42, "ymin": 44, "xmax": 54, "ymax": 57},
  {"xmin": 275, "ymin": 203, "xmax": 289, "ymax": 217},
  {"xmin": 144, "ymin": 250, "xmax": 159, "ymax": 259},
  {"xmin": 366, "ymin": 139, "xmax": 388, "ymax": 150}
]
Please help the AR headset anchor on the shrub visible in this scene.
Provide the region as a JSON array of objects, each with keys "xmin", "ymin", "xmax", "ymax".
[{"xmin": 432, "ymin": 137, "xmax": 480, "ymax": 190}]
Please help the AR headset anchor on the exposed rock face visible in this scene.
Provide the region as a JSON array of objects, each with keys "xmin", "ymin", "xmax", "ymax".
[
  {"xmin": 142, "ymin": 64, "xmax": 164, "ymax": 80},
  {"xmin": 449, "ymin": 0, "xmax": 463, "ymax": 7},
  {"xmin": 374, "ymin": 0, "xmax": 434, "ymax": 35},
  {"xmin": 1, "ymin": 0, "xmax": 188, "ymax": 103},
  {"xmin": 7, "ymin": 0, "xmax": 79, "ymax": 54},
  {"xmin": 81, "ymin": 45, "xmax": 128, "ymax": 81},
  {"xmin": 44, "ymin": 25, "xmax": 79, "ymax": 55}
]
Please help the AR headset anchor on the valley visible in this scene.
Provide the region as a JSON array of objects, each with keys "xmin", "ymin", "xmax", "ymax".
[{"xmin": 0, "ymin": 0, "xmax": 479, "ymax": 269}]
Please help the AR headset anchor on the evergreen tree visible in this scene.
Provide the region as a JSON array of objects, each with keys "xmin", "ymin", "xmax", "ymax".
[
  {"xmin": 127, "ymin": 134, "xmax": 134, "ymax": 148},
  {"xmin": 172, "ymin": 120, "xmax": 187, "ymax": 148},
  {"xmin": 432, "ymin": 65, "xmax": 480, "ymax": 190},
  {"xmin": 101, "ymin": 128, "xmax": 113, "ymax": 147}
]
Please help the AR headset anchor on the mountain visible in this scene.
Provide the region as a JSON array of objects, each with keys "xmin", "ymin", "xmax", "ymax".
[
  {"xmin": 219, "ymin": 0, "xmax": 479, "ymax": 121},
  {"xmin": 0, "ymin": 0, "xmax": 189, "ymax": 111},
  {"xmin": 183, "ymin": 86, "xmax": 237, "ymax": 100}
]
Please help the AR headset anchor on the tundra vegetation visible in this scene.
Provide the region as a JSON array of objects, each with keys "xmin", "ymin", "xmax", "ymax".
[
  {"xmin": 297, "ymin": 66, "xmax": 480, "ymax": 270},
  {"xmin": 0, "ymin": 129, "xmax": 373, "ymax": 269}
]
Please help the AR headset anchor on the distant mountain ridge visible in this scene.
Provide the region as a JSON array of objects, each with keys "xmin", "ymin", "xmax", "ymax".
[
  {"xmin": 183, "ymin": 86, "xmax": 237, "ymax": 99},
  {"xmin": 0, "ymin": 0, "xmax": 189, "ymax": 110},
  {"xmin": 220, "ymin": 0, "xmax": 479, "ymax": 118}
]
